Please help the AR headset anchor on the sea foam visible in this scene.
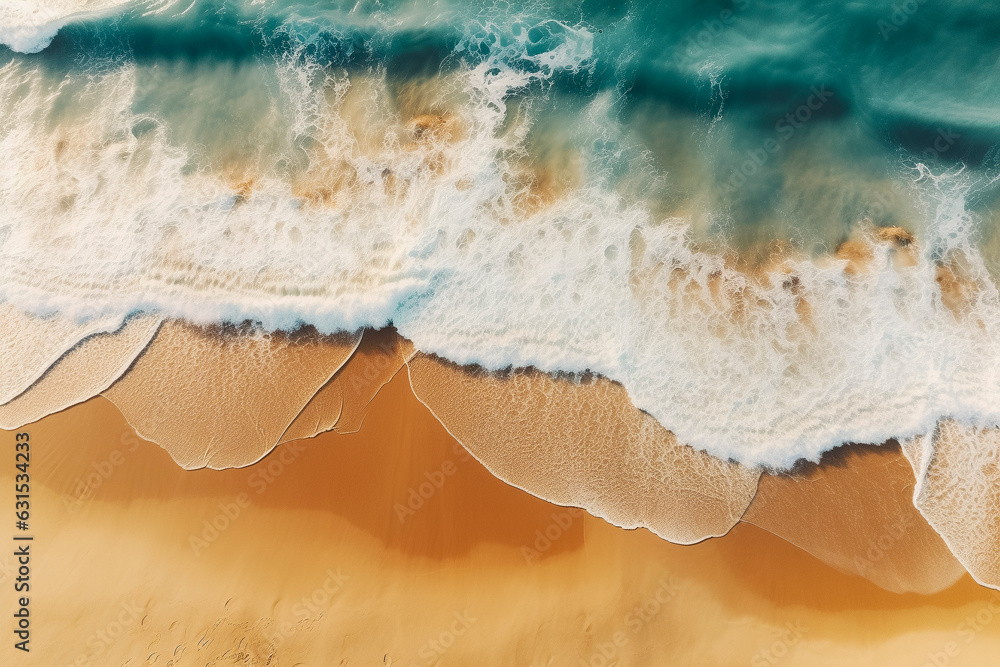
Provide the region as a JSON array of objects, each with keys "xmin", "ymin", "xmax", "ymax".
[{"xmin": 0, "ymin": 0, "xmax": 162, "ymax": 53}]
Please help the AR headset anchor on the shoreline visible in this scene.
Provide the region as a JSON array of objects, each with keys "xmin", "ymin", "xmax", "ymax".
[{"xmin": 3, "ymin": 361, "xmax": 1000, "ymax": 665}]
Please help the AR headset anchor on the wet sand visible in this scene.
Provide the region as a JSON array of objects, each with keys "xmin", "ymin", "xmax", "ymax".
[{"xmin": 2, "ymin": 363, "xmax": 1000, "ymax": 666}]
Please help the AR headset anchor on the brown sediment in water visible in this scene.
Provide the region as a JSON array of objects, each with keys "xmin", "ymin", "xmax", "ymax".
[
  {"xmin": 403, "ymin": 112, "xmax": 466, "ymax": 177},
  {"xmin": 288, "ymin": 111, "xmax": 464, "ymax": 209},
  {"xmin": 509, "ymin": 155, "xmax": 583, "ymax": 217},
  {"xmin": 290, "ymin": 162, "xmax": 362, "ymax": 209},
  {"xmin": 408, "ymin": 114, "xmax": 465, "ymax": 144},
  {"xmin": 505, "ymin": 125, "xmax": 584, "ymax": 218},
  {"xmin": 392, "ymin": 75, "xmax": 467, "ymax": 131},
  {"xmin": 210, "ymin": 73, "xmax": 479, "ymax": 210},
  {"xmin": 224, "ymin": 171, "xmax": 258, "ymax": 203},
  {"xmin": 933, "ymin": 252, "xmax": 982, "ymax": 318},
  {"xmin": 4, "ymin": 361, "xmax": 1000, "ymax": 667},
  {"xmin": 834, "ymin": 225, "xmax": 918, "ymax": 276}
]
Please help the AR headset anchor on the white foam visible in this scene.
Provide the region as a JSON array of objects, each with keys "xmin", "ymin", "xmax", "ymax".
[
  {"xmin": 0, "ymin": 0, "xmax": 152, "ymax": 53},
  {"xmin": 2, "ymin": 24, "xmax": 1000, "ymax": 468},
  {"xmin": 397, "ymin": 164, "xmax": 1000, "ymax": 467}
]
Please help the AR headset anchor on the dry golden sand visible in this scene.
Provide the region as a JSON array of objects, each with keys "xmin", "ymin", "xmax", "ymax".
[{"xmin": 2, "ymin": 363, "xmax": 1000, "ymax": 666}]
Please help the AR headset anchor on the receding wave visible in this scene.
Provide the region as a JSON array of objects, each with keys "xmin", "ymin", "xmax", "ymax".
[
  {"xmin": 407, "ymin": 352, "xmax": 761, "ymax": 545},
  {"xmin": 103, "ymin": 321, "xmax": 361, "ymax": 469},
  {"xmin": 0, "ymin": 313, "xmax": 160, "ymax": 429}
]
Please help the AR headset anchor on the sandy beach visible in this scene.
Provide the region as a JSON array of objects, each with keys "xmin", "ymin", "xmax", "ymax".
[{"xmin": 2, "ymin": 355, "xmax": 999, "ymax": 666}]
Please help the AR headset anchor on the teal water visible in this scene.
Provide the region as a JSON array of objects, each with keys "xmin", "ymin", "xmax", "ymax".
[{"xmin": 7, "ymin": 0, "xmax": 1000, "ymax": 245}]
